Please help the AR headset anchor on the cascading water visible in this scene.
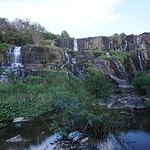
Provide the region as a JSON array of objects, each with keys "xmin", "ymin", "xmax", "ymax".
[
  {"xmin": 0, "ymin": 47, "xmax": 23, "ymax": 81},
  {"xmin": 106, "ymin": 52, "xmax": 111, "ymax": 58},
  {"xmin": 11, "ymin": 47, "xmax": 22, "ymax": 68},
  {"xmin": 111, "ymin": 59, "xmax": 129, "ymax": 85},
  {"xmin": 60, "ymin": 51, "xmax": 70, "ymax": 68},
  {"xmin": 118, "ymin": 40, "xmax": 128, "ymax": 52},
  {"xmin": 60, "ymin": 50, "xmax": 85, "ymax": 80},
  {"xmin": 129, "ymin": 58, "xmax": 137, "ymax": 73},
  {"xmin": 73, "ymin": 39, "xmax": 79, "ymax": 51},
  {"xmin": 137, "ymin": 50, "xmax": 144, "ymax": 71}
]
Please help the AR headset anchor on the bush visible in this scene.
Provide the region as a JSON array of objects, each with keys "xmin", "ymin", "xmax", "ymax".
[
  {"xmin": 85, "ymin": 69, "xmax": 112, "ymax": 99},
  {"xmin": 93, "ymin": 50, "xmax": 105, "ymax": 57},
  {"xmin": 132, "ymin": 72, "xmax": 150, "ymax": 95},
  {"xmin": 109, "ymin": 50, "xmax": 130, "ymax": 63},
  {"xmin": 0, "ymin": 43, "xmax": 11, "ymax": 52},
  {"xmin": 26, "ymin": 75, "xmax": 43, "ymax": 84}
]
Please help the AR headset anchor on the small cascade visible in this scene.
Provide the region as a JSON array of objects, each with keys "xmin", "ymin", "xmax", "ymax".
[
  {"xmin": 108, "ymin": 41, "xmax": 111, "ymax": 50},
  {"xmin": 73, "ymin": 39, "xmax": 79, "ymax": 51},
  {"xmin": 0, "ymin": 47, "xmax": 23, "ymax": 82},
  {"xmin": 111, "ymin": 59, "xmax": 129, "ymax": 85},
  {"xmin": 137, "ymin": 50, "xmax": 144, "ymax": 71},
  {"xmin": 60, "ymin": 51, "xmax": 85, "ymax": 80},
  {"xmin": 11, "ymin": 47, "xmax": 22, "ymax": 68},
  {"xmin": 129, "ymin": 58, "xmax": 137, "ymax": 73},
  {"xmin": 106, "ymin": 52, "xmax": 111, "ymax": 58},
  {"xmin": 118, "ymin": 40, "xmax": 128, "ymax": 52},
  {"xmin": 60, "ymin": 51, "xmax": 70, "ymax": 68}
]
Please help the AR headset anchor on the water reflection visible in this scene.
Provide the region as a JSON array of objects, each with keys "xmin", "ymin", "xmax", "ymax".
[{"xmin": 0, "ymin": 109, "xmax": 150, "ymax": 150}]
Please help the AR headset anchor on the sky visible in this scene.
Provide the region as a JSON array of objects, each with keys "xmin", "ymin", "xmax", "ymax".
[{"xmin": 0, "ymin": 0, "xmax": 149, "ymax": 38}]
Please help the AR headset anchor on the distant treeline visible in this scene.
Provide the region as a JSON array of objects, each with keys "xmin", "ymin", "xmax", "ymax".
[{"xmin": 0, "ymin": 17, "xmax": 70, "ymax": 46}]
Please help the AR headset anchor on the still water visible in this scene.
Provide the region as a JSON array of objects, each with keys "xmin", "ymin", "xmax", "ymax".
[{"xmin": 0, "ymin": 109, "xmax": 150, "ymax": 150}]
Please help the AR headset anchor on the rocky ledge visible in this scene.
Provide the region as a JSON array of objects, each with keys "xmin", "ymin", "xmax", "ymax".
[{"xmin": 106, "ymin": 94, "xmax": 148, "ymax": 110}]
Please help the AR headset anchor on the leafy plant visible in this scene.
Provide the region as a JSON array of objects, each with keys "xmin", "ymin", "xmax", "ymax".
[
  {"xmin": 109, "ymin": 50, "xmax": 130, "ymax": 63},
  {"xmin": 132, "ymin": 72, "xmax": 150, "ymax": 95},
  {"xmin": 85, "ymin": 68, "xmax": 112, "ymax": 99}
]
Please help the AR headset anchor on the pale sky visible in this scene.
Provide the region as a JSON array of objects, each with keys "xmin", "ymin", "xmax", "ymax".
[{"xmin": 0, "ymin": 0, "xmax": 149, "ymax": 38}]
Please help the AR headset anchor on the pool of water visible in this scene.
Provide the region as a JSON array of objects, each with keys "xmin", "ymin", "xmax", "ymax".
[{"xmin": 0, "ymin": 109, "xmax": 150, "ymax": 150}]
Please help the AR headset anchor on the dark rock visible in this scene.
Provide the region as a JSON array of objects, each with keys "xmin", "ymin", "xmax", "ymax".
[
  {"xmin": 124, "ymin": 98, "xmax": 147, "ymax": 109},
  {"xmin": 146, "ymin": 86, "xmax": 150, "ymax": 97}
]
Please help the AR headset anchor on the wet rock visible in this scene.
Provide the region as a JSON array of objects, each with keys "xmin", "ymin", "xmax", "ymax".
[
  {"xmin": 124, "ymin": 98, "xmax": 147, "ymax": 109},
  {"xmin": 13, "ymin": 117, "xmax": 30, "ymax": 123},
  {"xmin": 146, "ymin": 86, "xmax": 150, "ymax": 97},
  {"xmin": 81, "ymin": 137, "xmax": 89, "ymax": 143},
  {"xmin": 5, "ymin": 135, "xmax": 27, "ymax": 144},
  {"xmin": 107, "ymin": 95, "xmax": 147, "ymax": 110}
]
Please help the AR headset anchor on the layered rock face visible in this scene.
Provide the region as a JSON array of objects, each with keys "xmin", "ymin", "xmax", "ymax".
[
  {"xmin": 0, "ymin": 33, "xmax": 150, "ymax": 85},
  {"xmin": 21, "ymin": 46, "xmax": 65, "ymax": 66},
  {"xmin": 54, "ymin": 33, "xmax": 150, "ymax": 66}
]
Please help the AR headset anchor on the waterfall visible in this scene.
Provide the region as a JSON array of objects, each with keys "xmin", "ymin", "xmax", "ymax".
[
  {"xmin": 60, "ymin": 51, "xmax": 85, "ymax": 80},
  {"xmin": 129, "ymin": 58, "xmax": 137, "ymax": 73},
  {"xmin": 111, "ymin": 59, "xmax": 129, "ymax": 85},
  {"xmin": 0, "ymin": 47, "xmax": 23, "ymax": 82},
  {"xmin": 60, "ymin": 51, "xmax": 70, "ymax": 68},
  {"xmin": 11, "ymin": 47, "xmax": 22, "ymax": 68},
  {"xmin": 118, "ymin": 40, "xmax": 128, "ymax": 52},
  {"xmin": 137, "ymin": 50, "xmax": 143, "ymax": 71},
  {"xmin": 73, "ymin": 39, "xmax": 79, "ymax": 51},
  {"xmin": 106, "ymin": 52, "xmax": 111, "ymax": 58}
]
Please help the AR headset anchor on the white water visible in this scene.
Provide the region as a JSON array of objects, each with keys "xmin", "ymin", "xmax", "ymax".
[
  {"xmin": 73, "ymin": 39, "xmax": 79, "ymax": 51},
  {"xmin": 11, "ymin": 47, "xmax": 22, "ymax": 68},
  {"xmin": 137, "ymin": 50, "xmax": 143, "ymax": 71},
  {"xmin": 0, "ymin": 47, "xmax": 23, "ymax": 81},
  {"xmin": 129, "ymin": 58, "xmax": 137, "ymax": 73},
  {"xmin": 60, "ymin": 51, "xmax": 70, "ymax": 68},
  {"xmin": 106, "ymin": 52, "xmax": 111, "ymax": 58}
]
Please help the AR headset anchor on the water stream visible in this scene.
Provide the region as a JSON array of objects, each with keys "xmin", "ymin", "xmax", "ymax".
[
  {"xmin": 0, "ymin": 47, "xmax": 23, "ymax": 81},
  {"xmin": 73, "ymin": 39, "xmax": 79, "ymax": 51}
]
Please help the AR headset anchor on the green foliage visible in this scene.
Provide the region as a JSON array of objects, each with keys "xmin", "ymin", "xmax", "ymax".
[
  {"xmin": 0, "ymin": 17, "xmax": 61, "ymax": 46},
  {"xmin": 43, "ymin": 32, "xmax": 57, "ymax": 40},
  {"xmin": 26, "ymin": 75, "xmax": 43, "ymax": 84},
  {"xmin": 0, "ymin": 72, "xmax": 129, "ymax": 140},
  {"xmin": 109, "ymin": 50, "xmax": 130, "ymax": 63},
  {"xmin": 93, "ymin": 50, "xmax": 105, "ymax": 57},
  {"xmin": 0, "ymin": 43, "xmax": 12, "ymax": 52},
  {"xmin": 132, "ymin": 72, "xmax": 150, "ymax": 95},
  {"xmin": 85, "ymin": 69, "xmax": 112, "ymax": 99},
  {"xmin": 48, "ymin": 52, "xmax": 57, "ymax": 61},
  {"xmin": 61, "ymin": 30, "xmax": 70, "ymax": 39}
]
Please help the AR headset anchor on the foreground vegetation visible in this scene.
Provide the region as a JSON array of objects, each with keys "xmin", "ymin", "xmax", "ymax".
[{"xmin": 0, "ymin": 71, "xmax": 129, "ymax": 139}]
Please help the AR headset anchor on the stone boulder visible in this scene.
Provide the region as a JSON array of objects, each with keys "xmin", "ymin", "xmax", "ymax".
[
  {"xmin": 5, "ymin": 135, "xmax": 27, "ymax": 144},
  {"xmin": 13, "ymin": 117, "xmax": 30, "ymax": 123},
  {"xmin": 124, "ymin": 98, "xmax": 147, "ymax": 109}
]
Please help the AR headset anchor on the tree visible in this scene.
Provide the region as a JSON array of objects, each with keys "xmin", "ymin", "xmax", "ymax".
[{"xmin": 61, "ymin": 30, "xmax": 70, "ymax": 39}]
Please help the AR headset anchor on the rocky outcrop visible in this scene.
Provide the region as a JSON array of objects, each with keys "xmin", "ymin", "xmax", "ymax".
[
  {"xmin": 106, "ymin": 94, "xmax": 147, "ymax": 110},
  {"xmin": 54, "ymin": 32, "xmax": 150, "ymax": 71},
  {"xmin": 5, "ymin": 135, "xmax": 28, "ymax": 144},
  {"xmin": 54, "ymin": 38, "xmax": 74, "ymax": 50},
  {"xmin": 22, "ymin": 46, "xmax": 65, "ymax": 66}
]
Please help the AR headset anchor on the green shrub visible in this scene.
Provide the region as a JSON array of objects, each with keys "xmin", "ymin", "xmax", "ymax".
[
  {"xmin": 0, "ymin": 43, "xmax": 12, "ymax": 52},
  {"xmin": 132, "ymin": 72, "xmax": 150, "ymax": 95},
  {"xmin": 93, "ymin": 50, "xmax": 105, "ymax": 57},
  {"xmin": 85, "ymin": 69, "xmax": 112, "ymax": 99},
  {"xmin": 26, "ymin": 75, "xmax": 43, "ymax": 84},
  {"xmin": 109, "ymin": 50, "xmax": 130, "ymax": 63}
]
